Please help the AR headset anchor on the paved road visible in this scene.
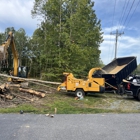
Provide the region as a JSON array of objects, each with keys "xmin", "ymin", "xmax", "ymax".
[{"xmin": 0, "ymin": 113, "xmax": 140, "ymax": 140}]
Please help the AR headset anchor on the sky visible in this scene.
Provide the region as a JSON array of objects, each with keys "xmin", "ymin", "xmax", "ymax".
[
  {"xmin": 93, "ymin": 0, "xmax": 140, "ymax": 65},
  {"xmin": 0, "ymin": 0, "xmax": 140, "ymax": 65}
]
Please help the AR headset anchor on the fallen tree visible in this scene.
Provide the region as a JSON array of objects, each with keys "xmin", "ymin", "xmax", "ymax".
[{"xmin": 0, "ymin": 73, "xmax": 61, "ymax": 85}]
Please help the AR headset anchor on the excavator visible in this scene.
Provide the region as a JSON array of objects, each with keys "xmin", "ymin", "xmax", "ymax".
[{"xmin": 0, "ymin": 31, "xmax": 28, "ymax": 81}]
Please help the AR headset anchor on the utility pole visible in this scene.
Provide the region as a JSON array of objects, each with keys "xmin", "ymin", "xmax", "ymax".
[{"xmin": 110, "ymin": 29, "xmax": 124, "ymax": 59}]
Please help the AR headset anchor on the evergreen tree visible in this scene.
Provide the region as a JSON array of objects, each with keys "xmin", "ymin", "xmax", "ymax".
[{"xmin": 31, "ymin": 0, "xmax": 103, "ymax": 81}]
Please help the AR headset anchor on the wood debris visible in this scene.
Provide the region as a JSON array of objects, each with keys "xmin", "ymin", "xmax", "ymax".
[
  {"xmin": 0, "ymin": 94, "xmax": 13, "ymax": 100},
  {"xmin": 0, "ymin": 82, "xmax": 48, "ymax": 102},
  {"xmin": 0, "ymin": 74, "xmax": 58, "ymax": 106},
  {"xmin": 0, "ymin": 83, "xmax": 9, "ymax": 93},
  {"xmin": 10, "ymin": 92, "xmax": 34, "ymax": 102}
]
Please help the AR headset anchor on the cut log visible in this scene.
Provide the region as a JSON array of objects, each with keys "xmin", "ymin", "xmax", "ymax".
[
  {"xmin": 0, "ymin": 83, "xmax": 9, "ymax": 89},
  {"xmin": 10, "ymin": 92, "xmax": 34, "ymax": 102},
  {"xmin": 0, "ymin": 83, "xmax": 9, "ymax": 93},
  {"xmin": 0, "ymin": 94, "xmax": 13, "ymax": 100},
  {"xmin": 19, "ymin": 88, "xmax": 46, "ymax": 98},
  {"xmin": 8, "ymin": 84, "xmax": 21, "ymax": 88}
]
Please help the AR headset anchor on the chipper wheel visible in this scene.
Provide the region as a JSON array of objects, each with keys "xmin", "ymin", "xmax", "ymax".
[{"xmin": 75, "ymin": 89, "xmax": 85, "ymax": 97}]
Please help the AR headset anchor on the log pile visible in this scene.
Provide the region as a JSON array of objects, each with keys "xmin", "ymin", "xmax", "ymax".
[
  {"xmin": 0, "ymin": 73, "xmax": 59, "ymax": 104},
  {"xmin": 0, "ymin": 82, "xmax": 50, "ymax": 102}
]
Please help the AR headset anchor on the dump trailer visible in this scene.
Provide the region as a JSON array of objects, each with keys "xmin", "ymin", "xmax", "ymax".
[{"xmin": 94, "ymin": 56, "xmax": 137, "ymax": 93}]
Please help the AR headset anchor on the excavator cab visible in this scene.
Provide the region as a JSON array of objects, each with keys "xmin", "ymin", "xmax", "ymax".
[{"xmin": 18, "ymin": 66, "xmax": 28, "ymax": 78}]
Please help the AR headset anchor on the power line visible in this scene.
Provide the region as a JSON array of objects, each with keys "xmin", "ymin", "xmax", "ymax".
[
  {"xmin": 111, "ymin": 0, "xmax": 117, "ymax": 30},
  {"xmin": 118, "ymin": 0, "xmax": 129, "ymax": 30},
  {"xmin": 124, "ymin": 0, "xmax": 140, "ymax": 32},
  {"xmin": 122, "ymin": 0, "xmax": 136, "ymax": 28}
]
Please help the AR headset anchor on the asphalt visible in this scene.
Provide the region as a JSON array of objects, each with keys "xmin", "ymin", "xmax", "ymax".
[{"xmin": 0, "ymin": 113, "xmax": 140, "ymax": 140}]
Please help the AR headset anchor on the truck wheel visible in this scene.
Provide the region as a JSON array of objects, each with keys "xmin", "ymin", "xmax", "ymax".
[
  {"xmin": 133, "ymin": 95, "xmax": 138, "ymax": 100},
  {"xmin": 119, "ymin": 87, "xmax": 125, "ymax": 95},
  {"xmin": 75, "ymin": 89, "xmax": 85, "ymax": 97},
  {"xmin": 138, "ymin": 92, "xmax": 140, "ymax": 101},
  {"xmin": 117, "ymin": 85, "xmax": 124, "ymax": 95}
]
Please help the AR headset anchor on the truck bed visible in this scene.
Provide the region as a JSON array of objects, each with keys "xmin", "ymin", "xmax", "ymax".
[{"xmin": 103, "ymin": 56, "xmax": 137, "ymax": 89}]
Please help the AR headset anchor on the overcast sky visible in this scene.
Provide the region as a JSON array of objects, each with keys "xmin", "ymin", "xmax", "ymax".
[{"xmin": 0, "ymin": 0, "xmax": 140, "ymax": 65}]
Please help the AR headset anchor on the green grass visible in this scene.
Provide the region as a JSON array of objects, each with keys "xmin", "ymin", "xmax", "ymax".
[
  {"xmin": 0, "ymin": 104, "xmax": 38, "ymax": 113},
  {"xmin": 0, "ymin": 92, "xmax": 140, "ymax": 114}
]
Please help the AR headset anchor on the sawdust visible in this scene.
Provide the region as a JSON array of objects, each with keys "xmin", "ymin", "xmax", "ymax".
[{"xmin": 109, "ymin": 64, "xmax": 127, "ymax": 74}]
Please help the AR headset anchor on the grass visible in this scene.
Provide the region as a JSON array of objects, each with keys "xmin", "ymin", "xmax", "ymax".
[
  {"xmin": 0, "ymin": 104, "xmax": 38, "ymax": 113},
  {"xmin": 0, "ymin": 91, "xmax": 140, "ymax": 114}
]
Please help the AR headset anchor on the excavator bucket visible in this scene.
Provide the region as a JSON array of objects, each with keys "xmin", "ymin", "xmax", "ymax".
[
  {"xmin": 0, "ymin": 45, "xmax": 8, "ymax": 68},
  {"xmin": 0, "ymin": 46, "xmax": 4, "ymax": 68},
  {"xmin": 0, "ymin": 46, "xmax": 4, "ymax": 61}
]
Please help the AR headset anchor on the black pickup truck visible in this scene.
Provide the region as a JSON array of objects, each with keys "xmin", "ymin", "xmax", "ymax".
[{"xmin": 123, "ymin": 75, "xmax": 140, "ymax": 101}]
